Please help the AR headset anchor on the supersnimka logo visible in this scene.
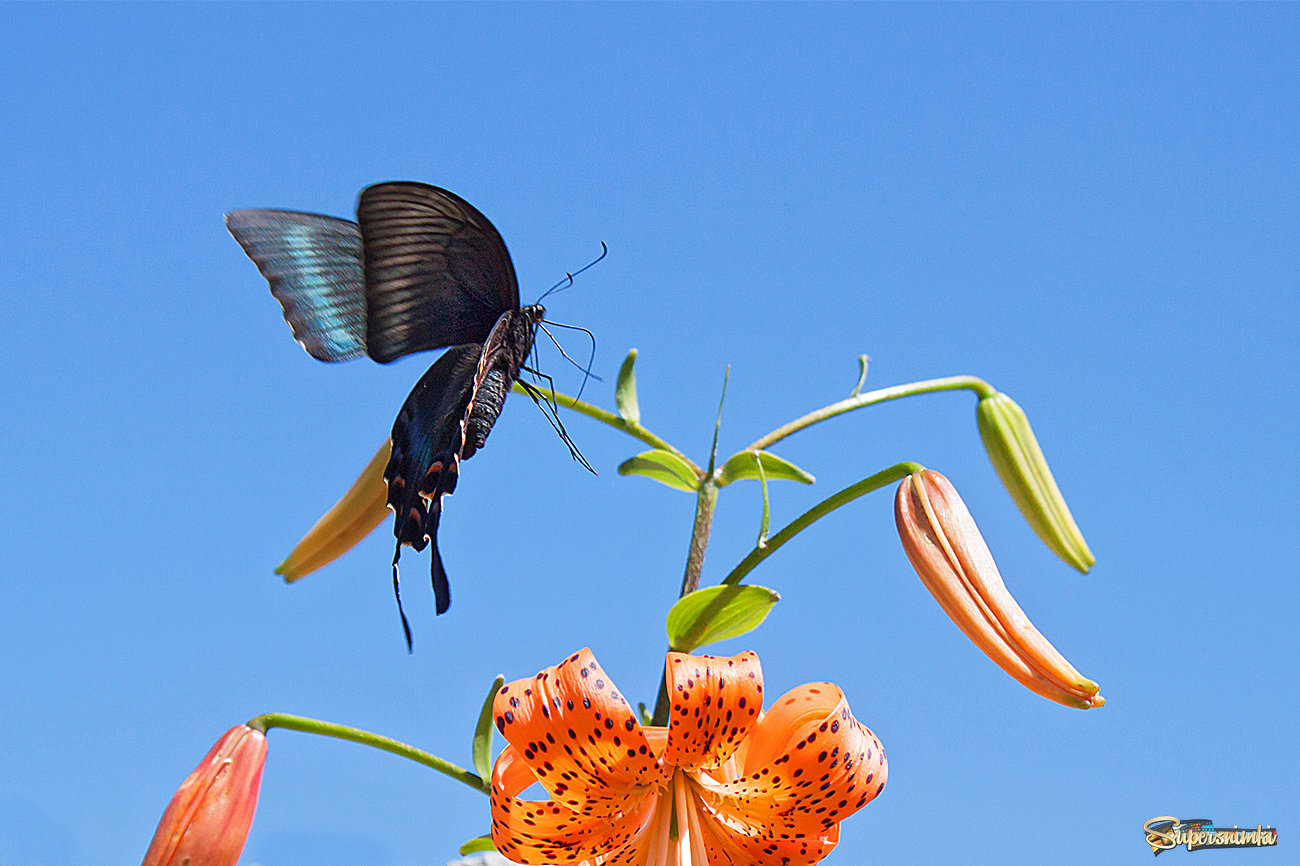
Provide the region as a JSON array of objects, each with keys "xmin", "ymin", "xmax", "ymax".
[{"xmin": 1144, "ymin": 817, "xmax": 1278, "ymax": 855}]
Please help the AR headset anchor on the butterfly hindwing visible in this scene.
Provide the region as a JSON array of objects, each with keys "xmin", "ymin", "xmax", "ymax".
[
  {"xmin": 225, "ymin": 209, "xmax": 367, "ymax": 362},
  {"xmin": 357, "ymin": 182, "xmax": 521, "ymax": 364},
  {"xmin": 385, "ymin": 343, "xmax": 485, "ymax": 618}
]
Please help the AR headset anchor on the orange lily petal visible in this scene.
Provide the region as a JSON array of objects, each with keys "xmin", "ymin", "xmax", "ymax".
[
  {"xmin": 490, "ymin": 742, "xmax": 663, "ymax": 865},
  {"xmin": 492, "ymin": 648, "xmax": 667, "ymax": 822},
  {"xmin": 663, "ymin": 651, "xmax": 764, "ymax": 773},
  {"xmin": 694, "ymin": 683, "xmax": 887, "ymax": 863}
]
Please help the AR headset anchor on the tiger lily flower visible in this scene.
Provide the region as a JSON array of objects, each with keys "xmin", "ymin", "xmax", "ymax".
[
  {"xmin": 141, "ymin": 723, "xmax": 267, "ymax": 866},
  {"xmin": 895, "ymin": 469, "xmax": 1104, "ymax": 709},
  {"xmin": 490, "ymin": 648, "xmax": 887, "ymax": 866}
]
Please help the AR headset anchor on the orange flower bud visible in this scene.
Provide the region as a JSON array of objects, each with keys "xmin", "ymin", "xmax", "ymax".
[
  {"xmin": 141, "ymin": 724, "xmax": 267, "ymax": 866},
  {"xmin": 895, "ymin": 470, "xmax": 1103, "ymax": 709}
]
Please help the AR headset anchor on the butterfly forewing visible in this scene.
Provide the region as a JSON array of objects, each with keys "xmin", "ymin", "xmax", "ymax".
[
  {"xmin": 224, "ymin": 209, "xmax": 367, "ymax": 362},
  {"xmin": 357, "ymin": 182, "xmax": 520, "ymax": 364}
]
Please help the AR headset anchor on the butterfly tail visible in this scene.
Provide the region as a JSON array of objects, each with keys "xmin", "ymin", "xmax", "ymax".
[
  {"xmin": 427, "ymin": 507, "xmax": 451, "ymax": 615},
  {"xmin": 391, "ymin": 546, "xmax": 415, "ymax": 653}
]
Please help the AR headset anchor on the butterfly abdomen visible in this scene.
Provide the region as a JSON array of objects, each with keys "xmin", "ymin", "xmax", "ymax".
[{"xmin": 463, "ymin": 370, "xmax": 508, "ymax": 459}]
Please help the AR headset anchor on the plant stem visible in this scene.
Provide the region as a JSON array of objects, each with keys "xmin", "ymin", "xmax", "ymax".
[
  {"xmin": 721, "ymin": 461, "xmax": 925, "ymax": 586},
  {"xmin": 747, "ymin": 376, "xmax": 996, "ymax": 452},
  {"xmin": 511, "ymin": 382, "xmax": 703, "ymax": 476},
  {"xmin": 680, "ymin": 482, "xmax": 719, "ymax": 598},
  {"xmin": 248, "ymin": 712, "xmax": 488, "ymax": 794},
  {"xmin": 650, "ymin": 479, "xmax": 719, "ymax": 726}
]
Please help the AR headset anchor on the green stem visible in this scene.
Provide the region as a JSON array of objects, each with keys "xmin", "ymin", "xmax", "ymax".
[
  {"xmin": 721, "ymin": 461, "xmax": 925, "ymax": 586},
  {"xmin": 747, "ymin": 376, "xmax": 996, "ymax": 452},
  {"xmin": 512, "ymin": 382, "xmax": 703, "ymax": 477},
  {"xmin": 248, "ymin": 712, "xmax": 487, "ymax": 794},
  {"xmin": 680, "ymin": 482, "xmax": 719, "ymax": 598}
]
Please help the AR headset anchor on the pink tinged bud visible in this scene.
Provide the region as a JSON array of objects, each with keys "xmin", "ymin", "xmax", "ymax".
[
  {"xmin": 141, "ymin": 724, "xmax": 267, "ymax": 866},
  {"xmin": 895, "ymin": 470, "xmax": 1104, "ymax": 710}
]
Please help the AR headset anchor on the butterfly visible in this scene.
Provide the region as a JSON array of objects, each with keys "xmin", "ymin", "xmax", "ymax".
[{"xmin": 227, "ymin": 181, "xmax": 576, "ymax": 648}]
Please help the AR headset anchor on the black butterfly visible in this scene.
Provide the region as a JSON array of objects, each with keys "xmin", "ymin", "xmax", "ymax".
[{"xmin": 227, "ymin": 181, "xmax": 568, "ymax": 647}]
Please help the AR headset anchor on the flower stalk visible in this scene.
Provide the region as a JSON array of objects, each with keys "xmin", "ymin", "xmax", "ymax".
[{"xmin": 249, "ymin": 712, "xmax": 487, "ymax": 793}]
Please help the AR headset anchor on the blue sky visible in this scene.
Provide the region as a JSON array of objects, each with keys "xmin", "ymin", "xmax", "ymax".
[{"xmin": 1, "ymin": 4, "xmax": 1295, "ymax": 865}]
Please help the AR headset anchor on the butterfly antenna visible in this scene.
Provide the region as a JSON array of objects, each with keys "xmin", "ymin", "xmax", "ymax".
[
  {"xmin": 537, "ymin": 320, "xmax": 601, "ymax": 402},
  {"xmin": 537, "ymin": 242, "xmax": 607, "ymax": 303},
  {"xmin": 391, "ymin": 548, "xmax": 415, "ymax": 653},
  {"xmin": 518, "ymin": 377, "xmax": 597, "ymax": 475},
  {"xmin": 537, "ymin": 273, "xmax": 574, "ymax": 304}
]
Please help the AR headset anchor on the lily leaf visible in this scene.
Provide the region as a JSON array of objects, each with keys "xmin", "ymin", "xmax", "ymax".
[
  {"xmin": 616, "ymin": 348, "xmax": 641, "ymax": 424},
  {"xmin": 666, "ymin": 584, "xmax": 781, "ymax": 652},
  {"xmin": 459, "ymin": 835, "xmax": 497, "ymax": 855},
  {"xmin": 851, "ymin": 354, "xmax": 870, "ymax": 397},
  {"xmin": 717, "ymin": 449, "xmax": 815, "ymax": 487},
  {"xmin": 753, "ymin": 452, "xmax": 770, "ymax": 548},
  {"xmin": 471, "ymin": 674, "xmax": 505, "ymax": 786},
  {"xmin": 619, "ymin": 449, "xmax": 701, "ymax": 492}
]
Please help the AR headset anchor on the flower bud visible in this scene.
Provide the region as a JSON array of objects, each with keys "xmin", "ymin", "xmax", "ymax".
[
  {"xmin": 895, "ymin": 470, "xmax": 1103, "ymax": 709},
  {"xmin": 976, "ymin": 392, "xmax": 1095, "ymax": 573},
  {"xmin": 141, "ymin": 724, "xmax": 268, "ymax": 866},
  {"xmin": 276, "ymin": 440, "xmax": 392, "ymax": 581}
]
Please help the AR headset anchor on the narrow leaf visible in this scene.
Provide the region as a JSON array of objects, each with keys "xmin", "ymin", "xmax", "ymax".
[
  {"xmin": 459, "ymin": 835, "xmax": 497, "ymax": 855},
  {"xmin": 637, "ymin": 702, "xmax": 653, "ymax": 726},
  {"xmin": 618, "ymin": 450, "xmax": 701, "ymax": 492},
  {"xmin": 707, "ymin": 366, "xmax": 730, "ymax": 475},
  {"xmin": 753, "ymin": 452, "xmax": 770, "ymax": 548},
  {"xmin": 717, "ymin": 449, "xmax": 815, "ymax": 487},
  {"xmin": 472, "ymin": 674, "xmax": 505, "ymax": 786},
  {"xmin": 851, "ymin": 354, "xmax": 871, "ymax": 397},
  {"xmin": 615, "ymin": 348, "xmax": 641, "ymax": 424},
  {"xmin": 666, "ymin": 584, "xmax": 781, "ymax": 652}
]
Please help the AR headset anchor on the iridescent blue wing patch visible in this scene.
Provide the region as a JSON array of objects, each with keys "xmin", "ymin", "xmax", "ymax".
[
  {"xmin": 225, "ymin": 209, "xmax": 367, "ymax": 362},
  {"xmin": 356, "ymin": 182, "xmax": 520, "ymax": 364}
]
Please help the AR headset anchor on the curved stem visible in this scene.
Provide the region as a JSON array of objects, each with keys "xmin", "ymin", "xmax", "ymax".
[
  {"xmin": 747, "ymin": 376, "xmax": 996, "ymax": 452},
  {"xmin": 721, "ymin": 461, "xmax": 925, "ymax": 586},
  {"xmin": 512, "ymin": 381, "xmax": 703, "ymax": 477},
  {"xmin": 248, "ymin": 712, "xmax": 487, "ymax": 794}
]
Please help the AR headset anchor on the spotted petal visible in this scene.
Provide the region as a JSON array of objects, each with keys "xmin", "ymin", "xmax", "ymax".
[
  {"xmin": 694, "ymin": 683, "xmax": 888, "ymax": 864},
  {"xmin": 663, "ymin": 651, "xmax": 764, "ymax": 773},
  {"xmin": 491, "ymin": 743, "xmax": 663, "ymax": 865},
  {"xmin": 492, "ymin": 648, "xmax": 667, "ymax": 822}
]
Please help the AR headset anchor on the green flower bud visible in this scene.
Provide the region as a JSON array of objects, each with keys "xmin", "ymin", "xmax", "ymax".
[{"xmin": 976, "ymin": 393, "xmax": 1095, "ymax": 573}]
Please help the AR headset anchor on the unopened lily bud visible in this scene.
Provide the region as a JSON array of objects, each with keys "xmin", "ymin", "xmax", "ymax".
[
  {"xmin": 276, "ymin": 440, "xmax": 392, "ymax": 581},
  {"xmin": 141, "ymin": 724, "xmax": 268, "ymax": 866},
  {"xmin": 895, "ymin": 470, "xmax": 1104, "ymax": 709},
  {"xmin": 976, "ymin": 392, "xmax": 1094, "ymax": 573}
]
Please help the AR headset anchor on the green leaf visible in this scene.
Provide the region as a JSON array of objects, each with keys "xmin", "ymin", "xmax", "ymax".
[
  {"xmin": 618, "ymin": 449, "xmax": 701, "ymax": 491},
  {"xmin": 753, "ymin": 452, "xmax": 770, "ymax": 548},
  {"xmin": 459, "ymin": 835, "xmax": 497, "ymax": 855},
  {"xmin": 666, "ymin": 584, "xmax": 780, "ymax": 652},
  {"xmin": 717, "ymin": 450, "xmax": 815, "ymax": 487},
  {"xmin": 850, "ymin": 354, "xmax": 871, "ymax": 397},
  {"xmin": 637, "ymin": 702, "xmax": 653, "ymax": 726},
  {"xmin": 472, "ymin": 674, "xmax": 505, "ymax": 786},
  {"xmin": 616, "ymin": 348, "xmax": 641, "ymax": 424},
  {"xmin": 707, "ymin": 366, "xmax": 730, "ymax": 475}
]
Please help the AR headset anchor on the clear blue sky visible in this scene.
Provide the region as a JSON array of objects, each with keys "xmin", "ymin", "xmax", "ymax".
[{"xmin": 2, "ymin": 5, "xmax": 1295, "ymax": 865}]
